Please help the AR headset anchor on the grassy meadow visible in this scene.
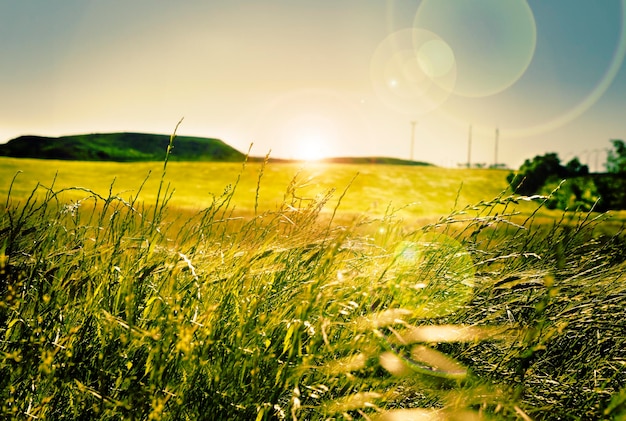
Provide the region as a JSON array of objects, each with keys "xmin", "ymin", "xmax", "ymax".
[
  {"xmin": 1, "ymin": 152, "xmax": 626, "ymax": 420},
  {"xmin": 0, "ymin": 156, "xmax": 520, "ymax": 220}
]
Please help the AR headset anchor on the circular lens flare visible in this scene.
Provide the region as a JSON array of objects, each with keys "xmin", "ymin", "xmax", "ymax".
[
  {"xmin": 413, "ymin": 0, "xmax": 536, "ymax": 98},
  {"xmin": 417, "ymin": 39, "xmax": 455, "ymax": 78},
  {"xmin": 388, "ymin": 233, "xmax": 474, "ymax": 318},
  {"xmin": 416, "ymin": 0, "xmax": 626, "ymax": 139},
  {"xmin": 508, "ymin": 1, "xmax": 626, "ymax": 138},
  {"xmin": 370, "ymin": 28, "xmax": 457, "ymax": 115}
]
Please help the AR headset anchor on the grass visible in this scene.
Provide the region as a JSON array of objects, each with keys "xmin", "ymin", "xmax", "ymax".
[
  {"xmin": 1, "ymin": 145, "xmax": 626, "ymax": 419},
  {"xmin": 0, "ymin": 156, "xmax": 527, "ymax": 220}
]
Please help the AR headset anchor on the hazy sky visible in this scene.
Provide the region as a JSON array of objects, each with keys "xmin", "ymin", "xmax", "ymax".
[{"xmin": 1, "ymin": 0, "xmax": 625, "ymax": 169}]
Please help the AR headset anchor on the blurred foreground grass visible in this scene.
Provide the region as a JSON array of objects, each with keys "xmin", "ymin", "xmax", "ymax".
[{"xmin": 1, "ymin": 154, "xmax": 625, "ymax": 419}]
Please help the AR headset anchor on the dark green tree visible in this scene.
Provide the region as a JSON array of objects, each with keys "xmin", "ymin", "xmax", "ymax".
[
  {"xmin": 564, "ymin": 157, "xmax": 589, "ymax": 177},
  {"xmin": 507, "ymin": 152, "xmax": 565, "ymax": 195},
  {"xmin": 594, "ymin": 139, "xmax": 626, "ymax": 210},
  {"xmin": 606, "ymin": 139, "xmax": 626, "ymax": 174},
  {"xmin": 508, "ymin": 142, "xmax": 626, "ymax": 210}
]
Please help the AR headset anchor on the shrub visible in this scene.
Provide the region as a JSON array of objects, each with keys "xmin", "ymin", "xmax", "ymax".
[
  {"xmin": 507, "ymin": 153, "xmax": 564, "ymax": 196},
  {"xmin": 606, "ymin": 139, "xmax": 626, "ymax": 174},
  {"xmin": 541, "ymin": 177, "xmax": 600, "ymax": 211}
]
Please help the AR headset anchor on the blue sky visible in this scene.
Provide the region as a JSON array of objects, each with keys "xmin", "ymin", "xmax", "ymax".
[{"xmin": 1, "ymin": 0, "xmax": 625, "ymax": 169}]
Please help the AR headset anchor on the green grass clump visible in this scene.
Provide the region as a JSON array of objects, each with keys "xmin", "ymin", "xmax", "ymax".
[{"xmin": 1, "ymin": 148, "xmax": 625, "ymax": 419}]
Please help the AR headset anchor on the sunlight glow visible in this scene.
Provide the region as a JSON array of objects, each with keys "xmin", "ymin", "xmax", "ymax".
[
  {"xmin": 292, "ymin": 130, "xmax": 331, "ymax": 161},
  {"xmin": 249, "ymin": 88, "xmax": 372, "ymax": 161},
  {"xmin": 278, "ymin": 110, "xmax": 339, "ymax": 161}
]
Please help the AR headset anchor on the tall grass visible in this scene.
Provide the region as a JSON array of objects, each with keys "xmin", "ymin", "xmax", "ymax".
[
  {"xmin": 0, "ymin": 156, "xmax": 519, "ymax": 221},
  {"xmin": 1, "ymin": 139, "xmax": 625, "ymax": 419}
]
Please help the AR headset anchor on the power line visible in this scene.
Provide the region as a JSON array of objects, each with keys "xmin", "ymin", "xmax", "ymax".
[
  {"xmin": 467, "ymin": 124, "xmax": 472, "ymax": 168},
  {"xmin": 410, "ymin": 120, "xmax": 417, "ymax": 161},
  {"xmin": 494, "ymin": 127, "xmax": 499, "ymax": 168}
]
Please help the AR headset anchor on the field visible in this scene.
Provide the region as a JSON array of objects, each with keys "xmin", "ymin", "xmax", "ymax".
[
  {"xmin": 0, "ymin": 157, "xmax": 522, "ymax": 220},
  {"xmin": 1, "ymin": 154, "xmax": 626, "ymax": 420}
]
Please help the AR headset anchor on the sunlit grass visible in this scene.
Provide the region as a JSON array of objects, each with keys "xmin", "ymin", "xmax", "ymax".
[
  {"xmin": 1, "ymin": 150, "xmax": 625, "ymax": 419},
  {"xmin": 0, "ymin": 157, "xmax": 521, "ymax": 220}
]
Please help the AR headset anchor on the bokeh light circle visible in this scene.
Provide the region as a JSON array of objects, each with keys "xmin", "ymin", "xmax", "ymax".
[
  {"xmin": 387, "ymin": 233, "xmax": 474, "ymax": 318},
  {"xmin": 425, "ymin": 0, "xmax": 626, "ymax": 139},
  {"xmin": 413, "ymin": 0, "xmax": 536, "ymax": 98},
  {"xmin": 417, "ymin": 39, "xmax": 455, "ymax": 78},
  {"xmin": 508, "ymin": 1, "xmax": 626, "ymax": 138},
  {"xmin": 370, "ymin": 28, "xmax": 457, "ymax": 115}
]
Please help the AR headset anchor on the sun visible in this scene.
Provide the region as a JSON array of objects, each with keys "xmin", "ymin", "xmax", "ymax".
[
  {"xmin": 282, "ymin": 114, "xmax": 337, "ymax": 161},
  {"xmin": 292, "ymin": 132, "xmax": 330, "ymax": 161}
]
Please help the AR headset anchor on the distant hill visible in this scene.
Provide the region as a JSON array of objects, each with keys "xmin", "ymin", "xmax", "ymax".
[
  {"xmin": 246, "ymin": 156, "xmax": 433, "ymax": 166},
  {"xmin": 0, "ymin": 132, "xmax": 435, "ymax": 166},
  {"xmin": 0, "ymin": 132, "xmax": 246, "ymax": 162},
  {"xmin": 318, "ymin": 156, "xmax": 432, "ymax": 166}
]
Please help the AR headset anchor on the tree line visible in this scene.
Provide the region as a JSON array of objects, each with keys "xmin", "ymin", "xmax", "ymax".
[{"xmin": 507, "ymin": 139, "xmax": 626, "ymax": 212}]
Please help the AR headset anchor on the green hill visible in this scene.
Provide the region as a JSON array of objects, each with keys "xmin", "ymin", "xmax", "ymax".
[
  {"xmin": 0, "ymin": 132, "xmax": 246, "ymax": 162},
  {"xmin": 319, "ymin": 156, "xmax": 431, "ymax": 166}
]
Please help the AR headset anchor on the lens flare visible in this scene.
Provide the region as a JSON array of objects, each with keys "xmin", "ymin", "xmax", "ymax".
[
  {"xmin": 508, "ymin": 1, "xmax": 626, "ymax": 137},
  {"xmin": 387, "ymin": 232, "xmax": 474, "ymax": 318},
  {"xmin": 417, "ymin": 39, "xmax": 455, "ymax": 79},
  {"xmin": 413, "ymin": 0, "xmax": 536, "ymax": 98},
  {"xmin": 405, "ymin": 0, "xmax": 626, "ymax": 138},
  {"xmin": 370, "ymin": 28, "xmax": 457, "ymax": 115}
]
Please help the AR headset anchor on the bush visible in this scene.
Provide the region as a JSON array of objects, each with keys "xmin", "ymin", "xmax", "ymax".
[
  {"xmin": 606, "ymin": 139, "xmax": 626, "ymax": 174},
  {"xmin": 507, "ymin": 153, "xmax": 566, "ymax": 196},
  {"xmin": 505, "ymin": 148, "xmax": 626, "ymax": 211},
  {"xmin": 593, "ymin": 173, "xmax": 626, "ymax": 211},
  {"xmin": 541, "ymin": 177, "xmax": 600, "ymax": 211},
  {"xmin": 541, "ymin": 174, "xmax": 626, "ymax": 212}
]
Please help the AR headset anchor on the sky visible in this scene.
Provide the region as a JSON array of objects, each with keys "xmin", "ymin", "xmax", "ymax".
[{"xmin": 1, "ymin": 0, "xmax": 625, "ymax": 170}]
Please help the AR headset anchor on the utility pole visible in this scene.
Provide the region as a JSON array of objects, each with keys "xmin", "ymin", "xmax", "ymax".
[
  {"xmin": 467, "ymin": 124, "xmax": 472, "ymax": 168},
  {"xmin": 592, "ymin": 149, "xmax": 608, "ymax": 173},
  {"xmin": 494, "ymin": 127, "xmax": 499, "ymax": 168},
  {"xmin": 410, "ymin": 121, "xmax": 417, "ymax": 161}
]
